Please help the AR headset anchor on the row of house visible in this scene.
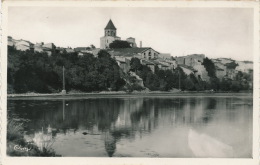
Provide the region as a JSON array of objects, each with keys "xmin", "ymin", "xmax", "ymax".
[
  {"xmin": 9, "ymin": 18, "xmax": 253, "ymax": 84},
  {"xmin": 8, "ymin": 36, "xmax": 101, "ymax": 57},
  {"xmin": 8, "ymin": 36, "xmax": 57, "ymax": 55},
  {"xmin": 100, "ymin": 19, "xmax": 248, "ymax": 82},
  {"xmin": 107, "ymin": 47, "xmax": 177, "ymax": 73},
  {"xmin": 111, "ymin": 46, "xmax": 253, "ymax": 83}
]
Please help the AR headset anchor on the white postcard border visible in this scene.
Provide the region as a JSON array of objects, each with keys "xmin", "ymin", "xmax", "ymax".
[{"xmin": 1, "ymin": 1, "xmax": 259, "ymax": 165}]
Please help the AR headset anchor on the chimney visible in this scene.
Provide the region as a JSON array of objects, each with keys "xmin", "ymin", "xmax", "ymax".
[{"xmin": 140, "ymin": 41, "xmax": 142, "ymax": 48}]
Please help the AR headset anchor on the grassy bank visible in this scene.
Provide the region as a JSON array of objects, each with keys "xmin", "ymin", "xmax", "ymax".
[
  {"xmin": 7, "ymin": 90, "xmax": 253, "ymax": 100},
  {"xmin": 7, "ymin": 116, "xmax": 60, "ymax": 157}
]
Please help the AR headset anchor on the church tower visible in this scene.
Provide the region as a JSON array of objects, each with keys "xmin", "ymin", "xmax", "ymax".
[
  {"xmin": 105, "ymin": 19, "xmax": 117, "ymax": 37},
  {"xmin": 100, "ymin": 19, "xmax": 121, "ymax": 49}
]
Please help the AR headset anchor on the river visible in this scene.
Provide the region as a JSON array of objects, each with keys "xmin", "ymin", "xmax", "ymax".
[{"xmin": 7, "ymin": 95, "xmax": 253, "ymax": 158}]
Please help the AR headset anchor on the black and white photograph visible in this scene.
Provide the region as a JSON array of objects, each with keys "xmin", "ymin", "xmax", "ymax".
[{"xmin": 1, "ymin": 1, "xmax": 259, "ymax": 165}]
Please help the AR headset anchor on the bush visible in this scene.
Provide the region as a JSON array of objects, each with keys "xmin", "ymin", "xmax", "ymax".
[{"xmin": 7, "ymin": 117, "xmax": 60, "ymax": 157}]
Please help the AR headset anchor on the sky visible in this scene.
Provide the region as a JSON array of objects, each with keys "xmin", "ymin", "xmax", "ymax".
[{"xmin": 8, "ymin": 7, "xmax": 254, "ymax": 61}]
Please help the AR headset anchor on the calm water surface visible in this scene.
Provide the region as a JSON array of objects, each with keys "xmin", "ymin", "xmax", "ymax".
[{"xmin": 8, "ymin": 96, "xmax": 253, "ymax": 158}]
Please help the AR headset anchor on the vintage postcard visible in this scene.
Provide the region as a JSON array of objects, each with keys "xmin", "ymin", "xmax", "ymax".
[{"xmin": 0, "ymin": 1, "xmax": 259, "ymax": 165}]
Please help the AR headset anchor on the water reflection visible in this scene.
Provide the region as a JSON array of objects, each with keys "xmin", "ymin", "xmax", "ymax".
[{"xmin": 8, "ymin": 96, "xmax": 252, "ymax": 158}]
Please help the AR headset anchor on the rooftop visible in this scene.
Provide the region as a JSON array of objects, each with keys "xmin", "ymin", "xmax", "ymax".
[
  {"xmin": 108, "ymin": 47, "xmax": 152, "ymax": 56},
  {"xmin": 105, "ymin": 19, "xmax": 116, "ymax": 30}
]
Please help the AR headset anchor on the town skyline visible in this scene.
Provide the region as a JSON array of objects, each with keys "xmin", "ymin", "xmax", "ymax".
[{"xmin": 8, "ymin": 7, "xmax": 253, "ymax": 61}]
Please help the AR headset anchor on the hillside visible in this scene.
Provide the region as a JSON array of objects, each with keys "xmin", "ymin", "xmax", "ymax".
[{"xmin": 7, "ymin": 46, "xmax": 253, "ymax": 94}]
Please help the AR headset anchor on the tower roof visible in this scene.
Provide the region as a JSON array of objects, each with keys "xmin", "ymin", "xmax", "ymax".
[{"xmin": 105, "ymin": 19, "xmax": 117, "ymax": 30}]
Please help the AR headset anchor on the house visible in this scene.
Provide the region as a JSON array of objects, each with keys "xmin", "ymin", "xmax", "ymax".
[
  {"xmin": 43, "ymin": 49, "xmax": 52, "ymax": 56},
  {"xmin": 56, "ymin": 47, "xmax": 66, "ymax": 54},
  {"xmin": 34, "ymin": 46, "xmax": 44, "ymax": 53},
  {"xmin": 108, "ymin": 47, "xmax": 159, "ymax": 60},
  {"xmin": 114, "ymin": 56, "xmax": 131, "ymax": 73},
  {"xmin": 34, "ymin": 42, "xmax": 56, "ymax": 55},
  {"xmin": 176, "ymin": 54, "xmax": 205, "ymax": 67},
  {"xmin": 34, "ymin": 42, "xmax": 44, "ymax": 53},
  {"xmin": 37, "ymin": 43, "xmax": 56, "ymax": 55},
  {"xmin": 140, "ymin": 48, "xmax": 159, "ymax": 59},
  {"xmin": 8, "ymin": 36, "xmax": 18, "ymax": 47},
  {"xmin": 15, "ymin": 40, "xmax": 34, "ymax": 51},
  {"xmin": 78, "ymin": 52, "xmax": 91, "ymax": 56},
  {"xmin": 126, "ymin": 37, "xmax": 137, "ymax": 48},
  {"xmin": 74, "ymin": 47, "xmax": 91, "ymax": 52},
  {"xmin": 43, "ymin": 43, "xmax": 56, "ymax": 50},
  {"xmin": 80, "ymin": 48, "xmax": 101, "ymax": 57},
  {"xmin": 141, "ymin": 60, "xmax": 156, "ymax": 73},
  {"xmin": 65, "ymin": 48, "xmax": 75, "ymax": 53},
  {"xmin": 91, "ymin": 49, "xmax": 101, "ymax": 57},
  {"xmin": 151, "ymin": 60, "xmax": 171, "ymax": 71},
  {"xmin": 157, "ymin": 59, "xmax": 177, "ymax": 70}
]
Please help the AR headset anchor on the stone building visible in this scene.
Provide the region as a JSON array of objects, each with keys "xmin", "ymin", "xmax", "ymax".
[
  {"xmin": 115, "ymin": 56, "xmax": 131, "ymax": 73},
  {"xmin": 107, "ymin": 47, "xmax": 159, "ymax": 60},
  {"xmin": 126, "ymin": 37, "xmax": 137, "ymax": 48},
  {"xmin": 15, "ymin": 40, "xmax": 34, "ymax": 51},
  {"xmin": 8, "ymin": 36, "xmax": 18, "ymax": 47},
  {"xmin": 100, "ymin": 19, "xmax": 121, "ymax": 49},
  {"xmin": 176, "ymin": 54, "xmax": 205, "ymax": 67},
  {"xmin": 157, "ymin": 59, "xmax": 177, "ymax": 70},
  {"xmin": 141, "ymin": 60, "xmax": 156, "ymax": 73},
  {"xmin": 34, "ymin": 42, "xmax": 56, "ymax": 55}
]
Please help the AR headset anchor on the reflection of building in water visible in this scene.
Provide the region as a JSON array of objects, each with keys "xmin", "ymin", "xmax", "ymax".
[
  {"xmin": 104, "ymin": 131, "xmax": 117, "ymax": 157},
  {"xmin": 62, "ymin": 99, "xmax": 65, "ymax": 121},
  {"xmin": 114, "ymin": 98, "xmax": 144, "ymax": 128},
  {"xmin": 32, "ymin": 125, "xmax": 55, "ymax": 151},
  {"xmin": 113, "ymin": 98, "xmax": 159, "ymax": 134}
]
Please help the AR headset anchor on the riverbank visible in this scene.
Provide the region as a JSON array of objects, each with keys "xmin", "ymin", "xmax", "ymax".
[
  {"xmin": 7, "ymin": 91, "xmax": 253, "ymax": 100},
  {"xmin": 7, "ymin": 117, "xmax": 61, "ymax": 157}
]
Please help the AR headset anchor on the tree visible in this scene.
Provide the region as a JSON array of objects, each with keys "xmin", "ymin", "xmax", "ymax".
[
  {"xmin": 209, "ymin": 77, "xmax": 220, "ymax": 91},
  {"xmin": 226, "ymin": 61, "xmax": 238, "ymax": 69},
  {"xmin": 184, "ymin": 78, "xmax": 195, "ymax": 91},
  {"xmin": 202, "ymin": 57, "xmax": 216, "ymax": 78},
  {"xmin": 90, "ymin": 44, "xmax": 96, "ymax": 49},
  {"xmin": 109, "ymin": 40, "xmax": 131, "ymax": 49},
  {"xmin": 130, "ymin": 58, "xmax": 142, "ymax": 72},
  {"xmin": 7, "ymin": 47, "xmax": 125, "ymax": 93}
]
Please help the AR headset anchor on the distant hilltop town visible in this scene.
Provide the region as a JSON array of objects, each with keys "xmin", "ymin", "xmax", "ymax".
[{"xmin": 8, "ymin": 19, "xmax": 253, "ymax": 92}]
